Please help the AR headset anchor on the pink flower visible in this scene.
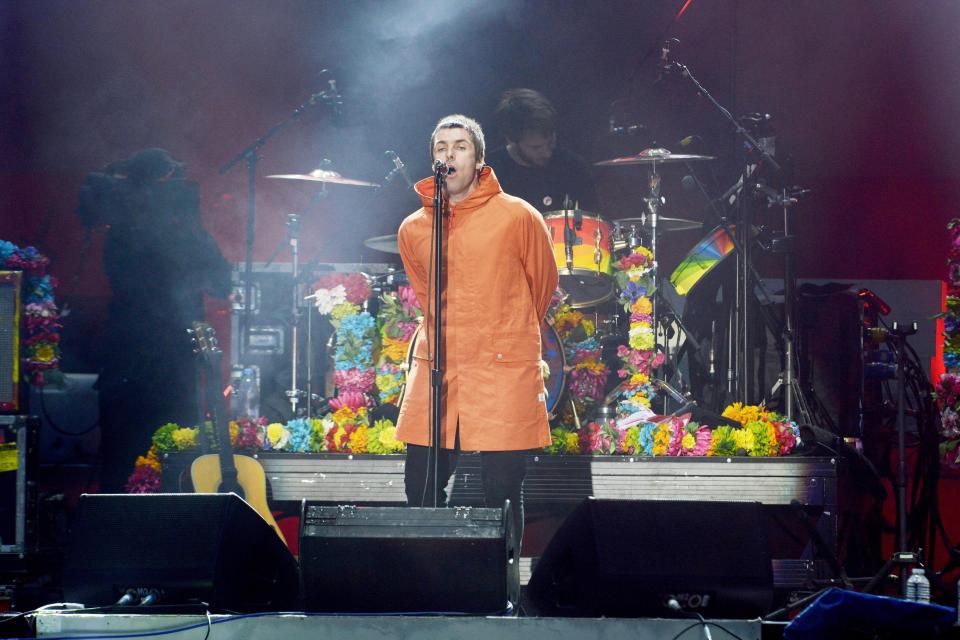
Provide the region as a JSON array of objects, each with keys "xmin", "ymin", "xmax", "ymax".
[
  {"xmin": 329, "ymin": 391, "xmax": 369, "ymax": 410},
  {"xmin": 125, "ymin": 465, "xmax": 162, "ymax": 493},
  {"xmin": 334, "ymin": 368, "xmax": 376, "ymax": 394},
  {"xmin": 398, "ymin": 285, "xmax": 422, "ymax": 317}
]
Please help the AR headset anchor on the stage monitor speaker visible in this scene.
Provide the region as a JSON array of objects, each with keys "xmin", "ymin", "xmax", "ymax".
[
  {"xmin": 62, "ymin": 493, "xmax": 298, "ymax": 612},
  {"xmin": 299, "ymin": 504, "xmax": 518, "ymax": 614},
  {"xmin": 527, "ymin": 498, "xmax": 774, "ymax": 618},
  {"xmin": 0, "ymin": 271, "xmax": 22, "ymax": 413}
]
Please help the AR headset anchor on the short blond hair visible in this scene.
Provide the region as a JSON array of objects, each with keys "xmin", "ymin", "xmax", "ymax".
[{"xmin": 429, "ymin": 114, "xmax": 485, "ymax": 163}]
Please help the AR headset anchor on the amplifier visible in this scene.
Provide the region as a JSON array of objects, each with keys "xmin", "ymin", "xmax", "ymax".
[
  {"xmin": 299, "ymin": 504, "xmax": 518, "ymax": 614},
  {"xmin": 0, "ymin": 272, "xmax": 21, "ymax": 413},
  {"xmin": 0, "ymin": 415, "xmax": 38, "ymax": 557}
]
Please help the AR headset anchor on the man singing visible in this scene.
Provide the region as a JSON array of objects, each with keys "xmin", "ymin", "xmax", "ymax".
[{"xmin": 396, "ymin": 114, "xmax": 558, "ymax": 548}]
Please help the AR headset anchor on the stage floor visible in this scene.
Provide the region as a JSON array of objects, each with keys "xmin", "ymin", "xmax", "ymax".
[{"xmin": 33, "ymin": 611, "xmax": 766, "ymax": 640}]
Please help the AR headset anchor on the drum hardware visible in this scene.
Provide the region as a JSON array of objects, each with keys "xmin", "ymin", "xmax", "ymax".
[
  {"xmin": 266, "ymin": 169, "xmax": 381, "ymax": 188},
  {"xmin": 655, "ymin": 48, "xmax": 787, "ymax": 407},
  {"xmin": 363, "ymin": 233, "xmax": 400, "ymax": 254},
  {"xmin": 762, "ymin": 183, "xmax": 812, "ymax": 423},
  {"xmin": 593, "ymin": 148, "xmax": 715, "ymax": 167},
  {"xmin": 219, "ymin": 80, "xmax": 342, "ymax": 377}
]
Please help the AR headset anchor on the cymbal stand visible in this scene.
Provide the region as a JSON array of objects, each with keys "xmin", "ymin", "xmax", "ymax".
[
  {"xmin": 765, "ymin": 185, "xmax": 812, "ymax": 423},
  {"xmin": 644, "ymin": 165, "xmax": 662, "ymax": 334},
  {"xmin": 285, "ymin": 212, "xmax": 307, "ymax": 416}
]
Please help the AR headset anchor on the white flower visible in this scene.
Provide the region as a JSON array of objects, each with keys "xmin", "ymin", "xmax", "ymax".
[{"xmin": 313, "ymin": 284, "xmax": 347, "ymax": 315}]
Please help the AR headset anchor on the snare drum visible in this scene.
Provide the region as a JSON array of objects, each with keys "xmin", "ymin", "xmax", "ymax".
[{"xmin": 542, "ymin": 210, "xmax": 614, "ymax": 309}]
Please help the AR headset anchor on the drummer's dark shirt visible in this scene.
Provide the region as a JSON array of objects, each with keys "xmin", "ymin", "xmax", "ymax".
[{"xmin": 486, "ymin": 146, "xmax": 599, "ymax": 213}]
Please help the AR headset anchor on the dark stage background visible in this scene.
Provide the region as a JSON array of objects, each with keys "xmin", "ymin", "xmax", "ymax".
[{"xmin": 1, "ymin": 0, "xmax": 959, "ymax": 369}]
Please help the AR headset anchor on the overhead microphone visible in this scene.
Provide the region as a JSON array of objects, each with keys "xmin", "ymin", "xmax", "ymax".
[
  {"xmin": 654, "ymin": 38, "xmax": 679, "ymax": 86},
  {"xmin": 384, "ymin": 150, "xmax": 414, "ymax": 188}
]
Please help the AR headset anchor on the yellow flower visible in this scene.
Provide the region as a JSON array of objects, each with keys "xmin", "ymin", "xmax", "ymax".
[
  {"xmin": 732, "ymin": 428, "xmax": 755, "ymax": 454},
  {"xmin": 171, "ymin": 427, "xmax": 198, "ymax": 450},
  {"xmin": 555, "ymin": 309, "xmax": 584, "ymax": 334},
  {"xmin": 564, "ymin": 432, "xmax": 580, "ymax": 453},
  {"xmin": 228, "ymin": 420, "xmax": 239, "ymax": 444},
  {"xmin": 333, "ymin": 406, "xmax": 358, "ymax": 425},
  {"xmin": 380, "ymin": 337, "xmax": 409, "ymax": 363},
  {"xmin": 349, "ymin": 426, "xmax": 369, "ymax": 453},
  {"xmin": 135, "ymin": 454, "xmax": 162, "ymax": 473},
  {"xmin": 577, "ymin": 359, "xmax": 607, "ymax": 374},
  {"xmin": 266, "ymin": 423, "xmax": 288, "ymax": 448},
  {"xmin": 722, "ymin": 402, "xmax": 744, "ymax": 424},
  {"xmin": 629, "ymin": 330, "xmax": 654, "ymax": 351},
  {"xmin": 652, "ymin": 423, "xmax": 671, "ymax": 456},
  {"xmin": 33, "ymin": 344, "xmax": 56, "ymax": 363},
  {"xmin": 681, "ymin": 433, "xmax": 696, "ymax": 450},
  {"xmin": 581, "ymin": 319, "xmax": 596, "ymax": 337},
  {"xmin": 629, "ymin": 372, "xmax": 650, "ymax": 386},
  {"xmin": 331, "ymin": 301, "xmax": 360, "ymax": 321},
  {"xmin": 631, "ymin": 297, "xmax": 653, "ymax": 315}
]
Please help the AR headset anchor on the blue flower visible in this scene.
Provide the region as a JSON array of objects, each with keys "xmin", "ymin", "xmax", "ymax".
[
  {"xmin": 638, "ymin": 422, "xmax": 656, "ymax": 456},
  {"xmin": 26, "ymin": 275, "xmax": 54, "ymax": 303},
  {"xmin": 287, "ymin": 418, "xmax": 314, "ymax": 452},
  {"xmin": 619, "ymin": 280, "xmax": 648, "ymax": 305},
  {"xmin": 0, "ymin": 241, "xmax": 15, "ymax": 264}
]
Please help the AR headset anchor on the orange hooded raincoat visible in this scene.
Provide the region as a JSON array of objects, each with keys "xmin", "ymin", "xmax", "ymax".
[{"xmin": 396, "ymin": 167, "xmax": 558, "ymax": 451}]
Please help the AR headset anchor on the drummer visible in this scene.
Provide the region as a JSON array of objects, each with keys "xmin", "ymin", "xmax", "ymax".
[{"xmin": 486, "ymin": 88, "xmax": 599, "ymax": 213}]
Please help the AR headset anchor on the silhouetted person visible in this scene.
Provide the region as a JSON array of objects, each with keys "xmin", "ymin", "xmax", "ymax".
[{"xmin": 77, "ymin": 148, "xmax": 231, "ymax": 492}]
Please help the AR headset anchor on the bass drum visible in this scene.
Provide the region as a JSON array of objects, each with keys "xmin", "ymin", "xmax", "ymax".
[{"xmin": 399, "ymin": 318, "xmax": 567, "ymax": 418}]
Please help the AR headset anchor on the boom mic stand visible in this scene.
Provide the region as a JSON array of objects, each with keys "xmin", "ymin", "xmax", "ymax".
[
  {"xmin": 663, "ymin": 51, "xmax": 780, "ymax": 405},
  {"xmin": 219, "ymin": 79, "xmax": 341, "ymax": 364}
]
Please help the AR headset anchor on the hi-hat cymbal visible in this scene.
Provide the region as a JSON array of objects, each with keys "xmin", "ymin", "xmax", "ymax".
[
  {"xmin": 363, "ymin": 234, "xmax": 399, "ymax": 254},
  {"xmin": 595, "ymin": 148, "xmax": 715, "ymax": 167},
  {"xmin": 267, "ymin": 169, "xmax": 380, "ymax": 187},
  {"xmin": 615, "ymin": 216, "xmax": 702, "ymax": 234}
]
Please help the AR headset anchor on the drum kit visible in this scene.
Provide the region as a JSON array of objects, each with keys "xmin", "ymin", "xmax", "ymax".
[
  {"xmin": 260, "ymin": 148, "xmax": 725, "ymax": 422},
  {"xmin": 261, "ymin": 143, "xmax": 786, "ymax": 424}
]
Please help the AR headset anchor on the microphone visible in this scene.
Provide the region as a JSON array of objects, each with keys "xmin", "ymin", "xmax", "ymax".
[
  {"xmin": 327, "ymin": 78, "xmax": 342, "ymax": 117},
  {"xmin": 433, "ymin": 160, "xmax": 449, "ymax": 176},
  {"xmin": 385, "ymin": 150, "xmax": 414, "ymax": 188},
  {"xmin": 654, "ymin": 38, "xmax": 679, "ymax": 85}
]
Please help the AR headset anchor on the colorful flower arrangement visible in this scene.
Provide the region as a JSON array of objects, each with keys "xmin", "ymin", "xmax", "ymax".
[
  {"xmin": 544, "ymin": 402, "xmax": 800, "ymax": 458},
  {"xmin": 125, "ymin": 413, "xmax": 406, "ymax": 492},
  {"xmin": 551, "ymin": 301, "xmax": 610, "ymax": 428},
  {"xmin": 935, "ymin": 219, "xmax": 960, "ymax": 464},
  {"xmin": 0, "ymin": 240, "xmax": 62, "ymax": 387},
  {"xmin": 375, "ymin": 285, "xmax": 422, "ymax": 405},
  {"xmin": 312, "ymin": 273, "xmax": 377, "ymax": 404},
  {"xmin": 612, "ymin": 245, "xmax": 664, "ymax": 423}
]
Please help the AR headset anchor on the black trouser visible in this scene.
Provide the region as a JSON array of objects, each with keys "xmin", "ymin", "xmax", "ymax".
[{"xmin": 404, "ymin": 442, "xmax": 531, "ymax": 551}]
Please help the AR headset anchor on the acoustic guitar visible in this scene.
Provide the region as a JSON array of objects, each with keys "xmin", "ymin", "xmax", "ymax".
[{"xmin": 188, "ymin": 322, "xmax": 286, "ymax": 545}]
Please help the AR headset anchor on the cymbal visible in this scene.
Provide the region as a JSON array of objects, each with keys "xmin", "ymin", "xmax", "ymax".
[
  {"xmin": 614, "ymin": 216, "xmax": 702, "ymax": 234},
  {"xmin": 594, "ymin": 148, "xmax": 715, "ymax": 167},
  {"xmin": 363, "ymin": 234, "xmax": 399, "ymax": 254},
  {"xmin": 266, "ymin": 169, "xmax": 380, "ymax": 187}
]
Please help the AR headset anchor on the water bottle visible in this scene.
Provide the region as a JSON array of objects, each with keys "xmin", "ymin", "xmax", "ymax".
[
  {"xmin": 905, "ymin": 567, "xmax": 930, "ymax": 603},
  {"xmin": 239, "ymin": 368, "xmax": 260, "ymax": 419}
]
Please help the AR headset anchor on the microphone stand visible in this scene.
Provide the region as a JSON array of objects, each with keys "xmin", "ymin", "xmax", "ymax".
[
  {"xmin": 428, "ymin": 162, "xmax": 447, "ymax": 508},
  {"xmin": 664, "ymin": 55, "xmax": 780, "ymax": 404},
  {"xmin": 218, "ymin": 85, "xmax": 339, "ymax": 363}
]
